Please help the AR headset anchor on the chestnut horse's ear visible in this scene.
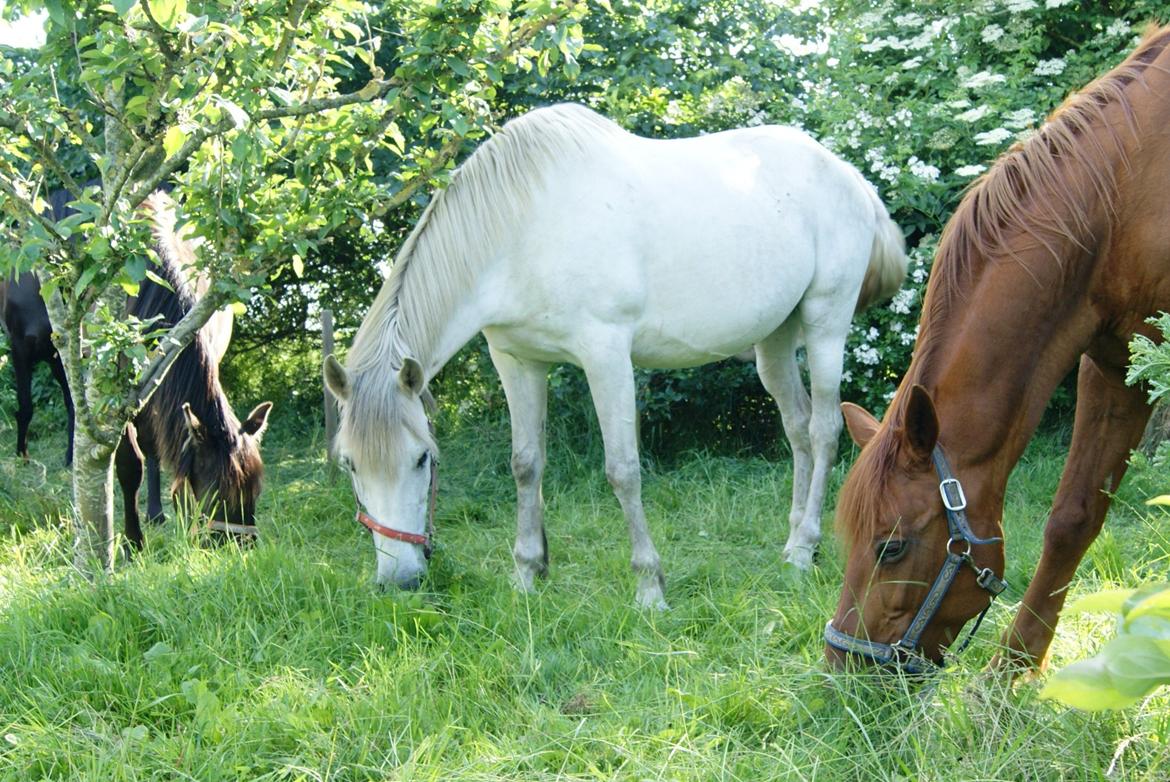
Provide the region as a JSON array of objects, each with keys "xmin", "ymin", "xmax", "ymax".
[
  {"xmin": 323, "ymin": 354, "xmax": 350, "ymax": 401},
  {"xmin": 242, "ymin": 401, "xmax": 273, "ymax": 439},
  {"xmin": 902, "ymin": 384, "xmax": 939, "ymax": 458},
  {"xmin": 182, "ymin": 402, "xmax": 205, "ymax": 443},
  {"xmin": 398, "ymin": 356, "xmax": 425, "ymax": 397},
  {"xmin": 842, "ymin": 402, "xmax": 880, "ymax": 447}
]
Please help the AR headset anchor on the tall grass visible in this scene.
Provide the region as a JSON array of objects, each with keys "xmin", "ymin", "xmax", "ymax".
[{"xmin": 0, "ymin": 407, "xmax": 1167, "ymax": 780}]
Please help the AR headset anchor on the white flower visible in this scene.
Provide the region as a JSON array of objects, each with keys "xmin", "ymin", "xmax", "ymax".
[
  {"xmin": 853, "ymin": 344, "xmax": 880, "ymax": 366},
  {"xmin": 962, "ymin": 70, "xmax": 1007, "ymax": 89},
  {"xmin": 908, "ymin": 156, "xmax": 940, "ymax": 183},
  {"xmin": 974, "ymin": 128, "xmax": 1012, "ymax": 145},
  {"xmin": 955, "ymin": 163, "xmax": 988, "ymax": 177},
  {"xmin": 1045, "ymin": 0, "xmax": 1073, "ymax": 6},
  {"xmin": 902, "ymin": 57, "xmax": 922, "ymax": 69},
  {"xmin": 1106, "ymin": 19, "xmax": 1131, "ymax": 38},
  {"xmin": 1004, "ymin": 0, "xmax": 1037, "ymax": 10},
  {"xmin": 1002, "ymin": 108, "xmax": 1037, "ymax": 129},
  {"xmin": 889, "ymin": 288, "xmax": 916, "ymax": 315},
  {"xmin": 879, "ymin": 165, "xmax": 900, "ymax": 184},
  {"xmin": 956, "ymin": 105, "xmax": 991, "ymax": 122},
  {"xmin": 894, "ymin": 12, "xmax": 924, "ymax": 27},
  {"xmin": 1034, "ymin": 58, "xmax": 1066, "ymax": 76},
  {"xmin": 981, "ymin": 24, "xmax": 1005, "ymax": 43}
]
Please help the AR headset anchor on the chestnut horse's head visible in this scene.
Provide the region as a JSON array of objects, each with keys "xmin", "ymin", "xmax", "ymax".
[{"xmin": 825, "ymin": 385, "xmax": 1006, "ymax": 673}]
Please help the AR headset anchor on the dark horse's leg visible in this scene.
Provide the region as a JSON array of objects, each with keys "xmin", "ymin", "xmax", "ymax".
[
  {"xmin": 116, "ymin": 423, "xmax": 146, "ymax": 553},
  {"xmin": 993, "ymin": 354, "xmax": 1151, "ymax": 671},
  {"xmin": 12, "ymin": 346, "xmax": 33, "ymax": 461},
  {"xmin": 48, "ymin": 352, "xmax": 74, "ymax": 466},
  {"xmin": 146, "ymin": 456, "xmax": 165, "ymax": 524}
]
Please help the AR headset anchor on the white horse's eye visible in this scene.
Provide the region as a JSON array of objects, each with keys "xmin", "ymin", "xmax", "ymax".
[{"xmin": 415, "ymin": 452, "xmax": 429, "ymax": 470}]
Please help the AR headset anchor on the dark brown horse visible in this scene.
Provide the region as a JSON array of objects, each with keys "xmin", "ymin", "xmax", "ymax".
[
  {"xmin": 0, "ymin": 271, "xmax": 75, "ymax": 465},
  {"xmin": 826, "ymin": 27, "xmax": 1170, "ymax": 674},
  {"xmin": 115, "ymin": 192, "xmax": 272, "ymax": 549}
]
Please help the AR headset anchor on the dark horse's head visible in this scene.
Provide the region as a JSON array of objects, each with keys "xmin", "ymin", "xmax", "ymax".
[{"xmin": 173, "ymin": 399, "xmax": 272, "ymax": 532}]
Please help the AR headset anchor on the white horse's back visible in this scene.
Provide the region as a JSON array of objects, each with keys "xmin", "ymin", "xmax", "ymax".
[{"xmin": 481, "ymin": 107, "xmax": 892, "ymax": 369}]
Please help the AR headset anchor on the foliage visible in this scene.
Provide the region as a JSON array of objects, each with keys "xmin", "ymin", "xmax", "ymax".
[
  {"xmin": 1129, "ymin": 312, "xmax": 1170, "ymax": 407},
  {"xmin": 0, "ymin": 0, "xmax": 589, "ymax": 569},
  {"xmin": 1042, "ymin": 564, "xmax": 1170, "ymax": 710}
]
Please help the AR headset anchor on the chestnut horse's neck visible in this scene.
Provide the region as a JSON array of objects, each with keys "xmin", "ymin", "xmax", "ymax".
[{"xmin": 888, "ymin": 27, "xmax": 1170, "ymax": 496}]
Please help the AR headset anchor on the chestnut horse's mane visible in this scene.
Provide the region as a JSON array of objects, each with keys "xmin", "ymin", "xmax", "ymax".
[{"xmin": 838, "ymin": 25, "xmax": 1170, "ymax": 546}]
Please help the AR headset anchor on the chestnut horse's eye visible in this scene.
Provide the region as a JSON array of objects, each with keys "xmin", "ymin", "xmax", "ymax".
[{"xmin": 875, "ymin": 539, "xmax": 909, "ymax": 564}]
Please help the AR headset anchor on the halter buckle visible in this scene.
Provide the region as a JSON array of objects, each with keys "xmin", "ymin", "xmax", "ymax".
[
  {"xmin": 939, "ymin": 477, "xmax": 967, "ymax": 512},
  {"xmin": 976, "ymin": 567, "xmax": 1008, "ymax": 596}
]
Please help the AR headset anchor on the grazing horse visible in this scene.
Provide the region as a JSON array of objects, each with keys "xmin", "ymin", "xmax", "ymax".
[
  {"xmin": 324, "ymin": 103, "xmax": 906, "ymax": 605},
  {"xmin": 115, "ymin": 191, "xmax": 271, "ymax": 549},
  {"xmin": 0, "ymin": 271, "xmax": 75, "ymax": 465},
  {"xmin": 825, "ymin": 27, "xmax": 1170, "ymax": 674}
]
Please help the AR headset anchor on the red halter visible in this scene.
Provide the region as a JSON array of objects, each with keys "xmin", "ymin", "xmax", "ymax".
[{"xmin": 350, "ymin": 458, "xmax": 439, "ymax": 556}]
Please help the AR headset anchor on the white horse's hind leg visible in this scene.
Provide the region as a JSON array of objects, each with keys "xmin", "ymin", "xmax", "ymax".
[
  {"xmin": 754, "ymin": 318, "xmax": 814, "ymax": 559},
  {"xmin": 581, "ymin": 341, "xmax": 668, "ymax": 609},
  {"xmin": 783, "ymin": 316, "xmax": 848, "ymax": 570},
  {"xmin": 489, "ymin": 345, "xmax": 551, "ymax": 592}
]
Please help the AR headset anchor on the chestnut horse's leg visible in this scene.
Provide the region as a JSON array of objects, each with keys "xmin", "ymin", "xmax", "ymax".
[
  {"xmin": 116, "ymin": 423, "xmax": 146, "ymax": 553},
  {"xmin": 489, "ymin": 344, "xmax": 551, "ymax": 591},
  {"xmin": 993, "ymin": 354, "xmax": 1151, "ymax": 671}
]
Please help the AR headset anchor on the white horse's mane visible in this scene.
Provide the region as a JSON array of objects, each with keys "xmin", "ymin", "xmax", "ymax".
[{"xmin": 340, "ymin": 104, "xmax": 625, "ymax": 461}]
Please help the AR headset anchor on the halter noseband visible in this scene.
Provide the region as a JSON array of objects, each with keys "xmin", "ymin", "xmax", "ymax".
[
  {"xmin": 345, "ymin": 457, "xmax": 439, "ymax": 560},
  {"xmin": 824, "ymin": 445, "xmax": 1008, "ymax": 674}
]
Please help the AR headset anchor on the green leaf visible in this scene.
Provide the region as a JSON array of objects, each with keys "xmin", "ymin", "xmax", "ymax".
[
  {"xmin": 1126, "ymin": 586, "xmax": 1170, "ymax": 624},
  {"xmin": 163, "ymin": 125, "xmax": 186, "ymax": 158},
  {"xmin": 148, "ymin": 0, "xmax": 187, "ymax": 29},
  {"xmin": 1065, "ymin": 589, "xmax": 1135, "ymax": 616},
  {"xmin": 291, "ymin": 254, "xmax": 304, "ymax": 278},
  {"xmin": 1147, "ymin": 495, "xmax": 1170, "ymax": 506},
  {"xmin": 216, "ymin": 98, "xmax": 249, "ymax": 128},
  {"xmin": 112, "ymin": 0, "xmax": 136, "ymax": 16}
]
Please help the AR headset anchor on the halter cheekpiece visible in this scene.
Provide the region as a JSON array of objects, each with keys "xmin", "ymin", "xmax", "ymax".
[{"xmin": 824, "ymin": 444, "xmax": 1008, "ymax": 674}]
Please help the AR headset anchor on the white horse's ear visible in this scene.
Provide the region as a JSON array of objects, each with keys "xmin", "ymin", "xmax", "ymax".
[
  {"xmin": 182, "ymin": 402, "xmax": 205, "ymax": 442},
  {"xmin": 242, "ymin": 401, "xmax": 273, "ymax": 439},
  {"xmin": 842, "ymin": 402, "xmax": 879, "ymax": 447},
  {"xmin": 323, "ymin": 355, "xmax": 350, "ymax": 401},
  {"xmin": 398, "ymin": 357, "xmax": 425, "ymax": 396}
]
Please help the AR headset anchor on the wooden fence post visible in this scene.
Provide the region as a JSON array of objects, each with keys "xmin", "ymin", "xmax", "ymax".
[{"xmin": 322, "ymin": 308, "xmax": 337, "ymax": 460}]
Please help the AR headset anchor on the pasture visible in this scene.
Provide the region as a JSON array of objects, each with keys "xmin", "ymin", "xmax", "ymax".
[{"xmin": 1, "ymin": 396, "xmax": 1168, "ymax": 780}]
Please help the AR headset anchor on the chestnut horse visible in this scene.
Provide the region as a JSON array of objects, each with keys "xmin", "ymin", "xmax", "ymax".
[{"xmin": 826, "ymin": 27, "xmax": 1170, "ymax": 674}]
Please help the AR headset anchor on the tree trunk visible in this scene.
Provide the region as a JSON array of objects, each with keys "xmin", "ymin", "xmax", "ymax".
[
  {"xmin": 71, "ymin": 428, "xmax": 116, "ymax": 574},
  {"xmin": 1140, "ymin": 402, "xmax": 1170, "ymax": 456}
]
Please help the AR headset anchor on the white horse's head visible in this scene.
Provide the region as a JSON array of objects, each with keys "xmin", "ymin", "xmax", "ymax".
[{"xmin": 324, "ymin": 354, "xmax": 437, "ymax": 589}]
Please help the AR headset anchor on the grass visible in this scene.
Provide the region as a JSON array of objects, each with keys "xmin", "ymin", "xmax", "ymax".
[{"xmin": 0, "ymin": 403, "xmax": 1169, "ymax": 780}]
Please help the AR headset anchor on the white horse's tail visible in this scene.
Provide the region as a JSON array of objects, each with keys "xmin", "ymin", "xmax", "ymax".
[{"xmin": 854, "ymin": 186, "xmax": 908, "ymax": 314}]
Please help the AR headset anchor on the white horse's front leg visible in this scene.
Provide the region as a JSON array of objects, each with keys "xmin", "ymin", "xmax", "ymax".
[
  {"xmin": 489, "ymin": 344, "xmax": 550, "ymax": 592},
  {"xmin": 581, "ymin": 341, "xmax": 667, "ymax": 610}
]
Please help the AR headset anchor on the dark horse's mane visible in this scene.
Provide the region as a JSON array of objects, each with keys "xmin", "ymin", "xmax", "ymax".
[
  {"xmin": 837, "ymin": 25, "xmax": 1170, "ymax": 547},
  {"xmin": 132, "ymin": 195, "xmax": 244, "ymax": 490}
]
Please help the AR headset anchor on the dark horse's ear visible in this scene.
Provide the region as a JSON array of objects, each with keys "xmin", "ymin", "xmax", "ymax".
[
  {"xmin": 323, "ymin": 354, "xmax": 350, "ymax": 401},
  {"xmin": 901, "ymin": 384, "xmax": 939, "ymax": 459},
  {"xmin": 398, "ymin": 357, "xmax": 425, "ymax": 397},
  {"xmin": 242, "ymin": 401, "xmax": 273, "ymax": 439},
  {"xmin": 182, "ymin": 402, "xmax": 205, "ymax": 443},
  {"xmin": 841, "ymin": 402, "xmax": 880, "ymax": 447}
]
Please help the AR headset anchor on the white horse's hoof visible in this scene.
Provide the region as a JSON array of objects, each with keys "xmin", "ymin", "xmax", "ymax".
[{"xmin": 783, "ymin": 544, "xmax": 816, "ymax": 571}]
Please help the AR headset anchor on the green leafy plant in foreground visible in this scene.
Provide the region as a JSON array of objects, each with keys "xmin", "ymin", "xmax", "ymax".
[{"xmin": 1042, "ymin": 538, "xmax": 1170, "ymax": 710}]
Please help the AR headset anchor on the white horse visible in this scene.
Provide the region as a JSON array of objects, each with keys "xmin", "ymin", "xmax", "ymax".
[{"xmin": 324, "ymin": 103, "xmax": 906, "ymax": 607}]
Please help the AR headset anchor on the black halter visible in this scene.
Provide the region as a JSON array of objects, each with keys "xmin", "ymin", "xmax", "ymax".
[{"xmin": 824, "ymin": 445, "xmax": 1008, "ymax": 674}]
